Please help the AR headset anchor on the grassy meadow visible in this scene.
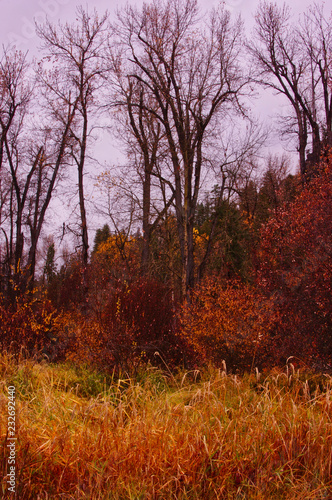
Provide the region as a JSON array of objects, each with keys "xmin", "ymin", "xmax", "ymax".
[{"xmin": 1, "ymin": 353, "xmax": 332, "ymax": 499}]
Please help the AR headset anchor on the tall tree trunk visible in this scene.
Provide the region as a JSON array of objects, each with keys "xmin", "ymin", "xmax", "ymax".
[
  {"xmin": 141, "ymin": 169, "xmax": 151, "ymax": 275},
  {"xmin": 297, "ymin": 109, "xmax": 308, "ymax": 180}
]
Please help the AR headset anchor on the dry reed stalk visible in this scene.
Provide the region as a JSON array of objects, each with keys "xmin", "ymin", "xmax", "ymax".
[{"xmin": 1, "ymin": 357, "xmax": 332, "ymax": 499}]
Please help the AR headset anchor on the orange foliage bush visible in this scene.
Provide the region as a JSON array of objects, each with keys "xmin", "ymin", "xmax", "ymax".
[
  {"xmin": 179, "ymin": 279, "xmax": 274, "ymax": 371},
  {"xmin": 93, "ymin": 233, "xmax": 141, "ymax": 281},
  {"xmin": 53, "ymin": 312, "xmax": 123, "ymax": 369}
]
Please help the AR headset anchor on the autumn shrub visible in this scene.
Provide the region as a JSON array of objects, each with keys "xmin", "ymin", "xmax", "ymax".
[
  {"xmin": 98, "ymin": 278, "xmax": 188, "ymax": 369},
  {"xmin": 46, "ymin": 255, "xmax": 87, "ymax": 310},
  {"xmin": 55, "ymin": 307, "xmax": 145, "ymax": 374},
  {"xmin": 91, "ymin": 232, "xmax": 141, "ymax": 284},
  {"xmin": 43, "ymin": 238, "xmax": 190, "ymax": 371},
  {"xmin": 179, "ymin": 278, "xmax": 274, "ymax": 371},
  {"xmin": 57, "ymin": 278, "xmax": 190, "ymax": 373},
  {"xmin": 0, "ymin": 292, "xmax": 63, "ymax": 359},
  {"xmin": 257, "ymin": 151, "xmax": 332, "ymax": 366}
]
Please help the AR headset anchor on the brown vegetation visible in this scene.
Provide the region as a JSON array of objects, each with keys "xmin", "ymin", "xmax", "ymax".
[{"xmin": 1, "ymin": 355, "xmax": 332, "ymax": 499}]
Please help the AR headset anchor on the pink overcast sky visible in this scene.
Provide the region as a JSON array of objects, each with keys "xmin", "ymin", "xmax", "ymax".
[
  {"xmin": 0, "ymin": 0, "xmax": 320, "ymax": 52},
  {"xmin": 0, "ymin": 0, "xmax": 328, "ymax": 171}
]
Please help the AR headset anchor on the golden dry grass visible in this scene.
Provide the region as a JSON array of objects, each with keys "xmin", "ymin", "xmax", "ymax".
[{"xmin": 1, "ymin": 354, "xmax": 332, "ymax": 499}]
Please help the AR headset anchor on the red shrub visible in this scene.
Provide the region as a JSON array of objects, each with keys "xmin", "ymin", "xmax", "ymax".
[
  {"xmin": 98, "ymin": 278, "xmax": 189, "ymax": 369},
  {"xmin": 0, "ymin": 293, "xmax": 62, "ymax": 358},
  {"xmin": 257, "ymin": 152, "xmax": 332, "ymax": 365}
]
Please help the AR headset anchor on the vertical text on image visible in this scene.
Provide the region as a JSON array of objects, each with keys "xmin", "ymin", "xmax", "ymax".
[{"xmin": 7, "ymin": 385, "xmax": 16, "ymax": 494}]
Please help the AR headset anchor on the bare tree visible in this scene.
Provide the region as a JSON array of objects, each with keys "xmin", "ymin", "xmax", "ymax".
[
  {"xmin": 111, "ymin": 0, "xmax": 250, "ymax": 297},
  {"xmin": 0, "ymin": 50, "xmax": 32, "ymax": 293},
  {"xmin": 22, "ymin": 122, "xmax": 77, "ymax": 288},
  {"xmin": 299, "ymin": 3, "xmax": 332, "ymax": 148},
  {"xmin": 250, "ymin": 2, "xmax": 332, "ymax": 180},
  {"xmin": 0, "ymin": 48, "xmax": 79, "ymax": 297},
  {"xmin": 197, "ymin": 121, "xmax": 268, "ymax": 281},
  {"xmin": 107, "ymin": 69, "xmax": 176, "ymax": 276},
  {"xmin": 36, "ymin": 7, "xmax": 109, "ymax": 271},
  {"xmin": 95, "ymin": 167, "xmax": 140, "ymax": 274}
]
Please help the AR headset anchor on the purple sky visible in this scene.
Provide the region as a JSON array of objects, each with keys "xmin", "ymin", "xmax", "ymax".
[
  {"xmin": 0, "ymin": 0, "xmax": 324, "ymax": 171},
  {"xmin": 0, "ymin": 0, "xmax": 323, "ymax": 179},
  {"xmin": 0, "ymin": 0, "xmax": 318, "ymax": 52}
]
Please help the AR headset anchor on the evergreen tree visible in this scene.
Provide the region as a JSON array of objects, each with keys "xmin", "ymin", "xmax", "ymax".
[{"xmin": 93, "ymin": 224, "xmax": 111, "ymax": 253}]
